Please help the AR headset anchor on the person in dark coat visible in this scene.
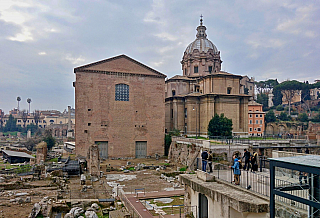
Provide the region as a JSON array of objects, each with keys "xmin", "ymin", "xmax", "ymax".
[
  {"xmin": 251, "ymin": 152, "xmax": 258, "ymax": 172},
  {"xmin": 242, "ymin": 149, "xmax": 251, "ymax": 171},
  {"xmin": 207, "ymin": 151, "xmax": 213, "ymax": 173},
  {"xmin": 201, "ymin": 150, "xmax": 208, "ymax": 172}
]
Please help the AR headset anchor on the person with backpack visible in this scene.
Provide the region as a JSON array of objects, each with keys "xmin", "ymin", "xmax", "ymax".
[
  {"xmin": 201, "ymin": 150, "xmax": 208, "ymax": 172},
  {"xmin": 207, "ymin": 151, "xmax": 213, "ymax": 173}
]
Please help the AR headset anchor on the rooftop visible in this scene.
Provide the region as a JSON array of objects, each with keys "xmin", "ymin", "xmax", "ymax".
[
  {"xmin": 3, "ymin": 150, "xmax": 35, "ymax": 159},
  {"xmin": 269, "ymin": 155, "xmax": 320, "ymax": 168}
]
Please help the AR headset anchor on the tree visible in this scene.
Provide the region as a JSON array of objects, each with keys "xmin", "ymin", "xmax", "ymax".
[
  {"xmin": 17, "ymin": 96, "xmax": 21, "ymax": 112},
  {"xmin": 275, "ymin": 80, "xmax": 303, "ymax": 115},
  {"xmin": 27, "ymin": 98, "xmax": 32, "ymax": 115},
  {"xmin": 279, "ymin": 112, "xmax": 290, "ymax": 121},
  {"xmin": 33, "ymin": 111, "xmax": 40, "ymax": 127},
  {"xmin": 257, "ymin": 93, "xmax": 268, "ymax": 110},
  {"xmin": 21, "ymin": 110, "xmax": 28, "ymax": 128},
  {"xmin": 265, "ymin": 110, "xmax": 276, "ymax": 123},
  {"xmin": 272, "ymin": 86, "xmax": 283, "ymax": 106},
  {"xmin": 4, "ymin": 114, "xmax": 18, "ymax": 132},
  {"xmin": 43, "ymin": 129, "xmax": 56, "ymax": 150},
  {"xmin": 207, "ymin": 113, "xmax": 233, "ymax": 137},
  {"xmin": 297, "ymin": 113, "xmax": 308, "ymax": 122}
]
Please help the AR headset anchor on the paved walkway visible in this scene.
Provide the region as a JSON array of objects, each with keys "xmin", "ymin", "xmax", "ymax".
[{"xmin": 124, "ymin": 190, "xmax": 184, "ymax": 218}]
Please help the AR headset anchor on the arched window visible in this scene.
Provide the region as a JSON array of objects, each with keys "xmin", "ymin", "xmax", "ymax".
[{"xmin": 115, "ymin": 84, "xmax": 129, "ymax": 101}]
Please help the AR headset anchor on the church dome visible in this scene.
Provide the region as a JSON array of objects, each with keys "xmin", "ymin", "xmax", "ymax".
[{"xmin": 184, "ymin": 18, "xmax": 219, "ymax": 54}]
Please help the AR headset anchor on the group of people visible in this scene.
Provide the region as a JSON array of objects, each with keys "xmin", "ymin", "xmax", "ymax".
[
  {"xmin": 242, "ymin": 149, "xmax": 258, "ymax": 172},
  {"xmin": 201, "ymin": 149, "xmax": 213, "ymax": 173},
  {"xmin": 229, "ymin": 149, "xmax": 259, "ymax": 185}
]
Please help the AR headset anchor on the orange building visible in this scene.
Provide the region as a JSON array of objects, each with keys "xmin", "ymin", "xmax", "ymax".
[{"xmin": 248, "ymin": 101, "xmax": 265, "ymax": 136}]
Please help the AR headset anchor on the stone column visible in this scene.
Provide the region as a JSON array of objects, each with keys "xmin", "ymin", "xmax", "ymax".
[{"xmin": 67, "ymin": 106, "xmax": 73, "ymax": 138}]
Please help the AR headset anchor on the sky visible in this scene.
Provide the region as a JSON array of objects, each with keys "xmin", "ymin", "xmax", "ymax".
[{"xmin": 0, "ymin": 0, "xmax": 319, "ymax": 113}]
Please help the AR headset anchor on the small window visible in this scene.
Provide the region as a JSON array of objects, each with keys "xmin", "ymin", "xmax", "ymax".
[
  {"xmin": 50, "ymin": 120, "xmax": 54, "ymax": 123},
  {"xmin": 88, "ymin": 123, "xmax": 91, "ymax": 126},
  {"xmin": 208, "ymin": 66, "xmax": 212, "ymax": 73},
  {"xmin": 88, "ymin": 109, "xmax": 92, "ymax": 111},
  {"xmin": 172, "ymin": 90, "xmax": 176, "ymax": 96},
  {"xmin": 185, "ymin": 108, "xmax": 187, "ymax": 118},
  {"xmin": 43, "ymin": 120, "xmax": 46, "ymax": 123},
  {"xmin": 249, "ymin": 120, "xmax": 252, "ymax": 124},
  {"xmin": 260, "ymin": 120, "xmax": 263, "ymax": 124},
  {"xmin": 84, "ymin": 130, "xmax": 88, "ymax": 133},
  {"xmin": 18, "ymin": 120, "xmax": 21, "ymax": 123},
  {"xmin": 27, "ymin": 120, "xmax": 29, "ymax": 123},
  {"xmin": 256, "ymin": 115, "xmax": 259, "ymax": 118},
  {"xmin": 184, "ymin": 68, "xmax": 187, "ymax": 75},
  {"xmin": 115, "ymin": 84, "xmax": 129, "ymax": 101},
  {"xmin": 260, "ymin": 114, "xmax": 263, "ymax": 117},
  {"xmin": 256, "ymin": 120, "xmax": 259, "ymax": 124},
  {"xmin": 250, "ymin": 86, "xmax": 252, "ymax": 90},
  {"xmin": 227, "ymin": 87, "xmax": 232, "ymax": 94},
  {"xmin": 194, "ymin": 66, "xmax": 198, "ymax": 73},
  {"xmin": 60, "ymin": 121, "xmax": 62, "ymax": 124},
  {"xmin": 171, "ymin": 109, "xmax": 173, "ymax": 119},
  {"xmin": 249, "ymin": 114, "xmax": 252, "ymax": 118},
  {"xmin": 249, "ymin": 127, "xmax": 252, "ymax": 131},
  {"xmin": 257, "ymin": 128, "xmax": 261, "ymax": 132}
]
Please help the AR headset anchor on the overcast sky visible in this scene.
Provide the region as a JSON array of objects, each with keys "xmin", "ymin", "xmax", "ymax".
[{"xmin": 1, "ymin": 0, "xmax": 319, "ymax": 113}]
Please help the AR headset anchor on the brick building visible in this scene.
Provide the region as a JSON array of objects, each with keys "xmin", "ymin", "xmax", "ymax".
[
  {"xmin": 248, "ymin": 101, "xmax": 265, "ymax": 136},
  {"xmin": 74, "ymin": 55, "xmax": 166, "ymax": 158},
  {"xmin": 165, "ymin": 18, "xmax": 250, "ymax": 136}
]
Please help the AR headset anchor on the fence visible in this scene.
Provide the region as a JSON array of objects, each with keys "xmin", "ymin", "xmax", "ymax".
[{"xmin": 196, "ymin": 159, "xmax": 310, "ymax": 212}]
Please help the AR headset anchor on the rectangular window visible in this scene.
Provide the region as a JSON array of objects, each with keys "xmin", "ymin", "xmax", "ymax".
[
  {"xmin": 185, "ymin": 108, "xmax": 187, "ymax": 118},
  {"xmin": 260, "ymin": 120, "xmax": 263, "ymax": 124},
  {"xmin": 256, "ymin": 120, "xmax": 259, "ymax": 124},
  {"xmin": 257, "ymin": 128, "xmax": 261, "ymax": 132},
  {"xmin": 249, "ymin": 127, "xmax": 252, "ymax": 131},
  {"xmin": 18, "ymin": 120, "xmax": 21, "ymax": 123},
  {"xmin": 171, "ymin": 109, "xmax": 173, "ymax": 119},
  {"xmin": 249, "ymin": 120, "xmax": 252, "ymax": 124},
  {"xmin": 115, "ymin": 84, "xmax": 129, "ymax": 101},
  {"xmin": 194, "ymin": 66, "xmax": 198, "ymax": 73},
  {"xmin": 208, "ymin": 66, "xmax": 212, "ymax": 73},
  {"xmin": 250, "ymin": 86, "xmax": 252, "ymax": 90}
]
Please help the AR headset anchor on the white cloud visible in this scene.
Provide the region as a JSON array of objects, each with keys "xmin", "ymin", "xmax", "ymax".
[
  {"xmin": 38, "ymin": 52, "xmax": 46, "ymax": 55},
  {"xmin": 154, "ymin": 32, "xmax": 177, "ymax": 41},
  {"xmin": 65, "ymin": 55, "xmax": 86, "ymax": 65}
]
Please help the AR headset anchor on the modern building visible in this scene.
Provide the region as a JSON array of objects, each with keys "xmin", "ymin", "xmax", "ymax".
[
  {"xmin": 165, "ymin": 18, "xmax": 250, "ymax": 137},
  {"xmin": 74, "ymin": 54, "xmax": 166, "ymax": 158},
  {"xmin": 248, "ymin": 101, "xmax": 265, "ymax": 136}
]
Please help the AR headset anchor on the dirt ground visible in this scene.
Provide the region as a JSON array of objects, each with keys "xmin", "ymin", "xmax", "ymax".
[{"xmin": 0, "ymin": 157, "xmax": 184, "ymax": 217}]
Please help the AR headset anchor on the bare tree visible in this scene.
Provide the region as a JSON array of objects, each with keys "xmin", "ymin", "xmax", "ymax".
[
  {"xmin": 33, "ymin": 111, "xmax": 40, "ymax": 127},
  {"xmin": 21, "ymin": 110, "xmax": 28, "ymax": 128}
]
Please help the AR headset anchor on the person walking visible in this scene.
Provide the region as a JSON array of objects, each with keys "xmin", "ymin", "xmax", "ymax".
[
  {"xmin": 230, "ymin": 155, "xmax": 241, "ymax": 185},
  {"xmin": 242, "ymin": 149, "xmax": 251, "ymax": 171},
  {"xmin": 208, "ymin": 151, "xmax": 213, "ymax": 173},
  {"xmin": 201, "ymin": 150, "xmax": 208, "ymax": 172},
  {"xmin": 251, "ymin": 152, "xmax": 258, "ymax": 172}
]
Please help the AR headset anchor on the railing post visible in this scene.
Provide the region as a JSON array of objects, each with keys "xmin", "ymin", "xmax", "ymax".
[{"xmin": 260, "ymin": 157, "xmax": 262, "ymax": 172}]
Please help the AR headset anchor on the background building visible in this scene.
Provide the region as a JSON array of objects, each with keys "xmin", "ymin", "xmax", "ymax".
[
  {"xmin": 74, "ymin": 54, "xmax": 166, "ymax": 158},
  {"xmin": 248, "ymin": 101, "xmax": 265, "ymax": 136},
  {"xmin": 165, "ymin": 19, "xmax": 250, "ymax": 136}
]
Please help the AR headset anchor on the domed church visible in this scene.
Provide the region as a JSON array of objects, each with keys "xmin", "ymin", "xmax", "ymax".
[{"xmin": 165, "ymin": 17, "xmax": 251, "ymax": 137}]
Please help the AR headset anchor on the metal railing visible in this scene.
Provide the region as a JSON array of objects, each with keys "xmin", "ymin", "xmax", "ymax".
[{"xmin": 196, "ymin": 159, "xmax": 310, "ymax": 212}]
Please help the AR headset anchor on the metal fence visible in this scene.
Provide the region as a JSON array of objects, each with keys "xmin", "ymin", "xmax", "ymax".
[{"xmin": 196, "ymin": 159, "xmax": 310, "ymax": 212}]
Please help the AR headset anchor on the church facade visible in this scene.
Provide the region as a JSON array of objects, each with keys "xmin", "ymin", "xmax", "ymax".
[
  {"xmin": 165, "ymin": 19, "xmax": 250, "ymax": 136},
  {"xmin": 74, "ymin": 55, "xmax": 166, "ymax": 158}
]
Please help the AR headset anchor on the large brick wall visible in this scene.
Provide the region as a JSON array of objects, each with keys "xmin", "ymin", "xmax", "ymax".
[{"xmin": 74, "ymin": 55, "xmax": 165, "ymax": 158}]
